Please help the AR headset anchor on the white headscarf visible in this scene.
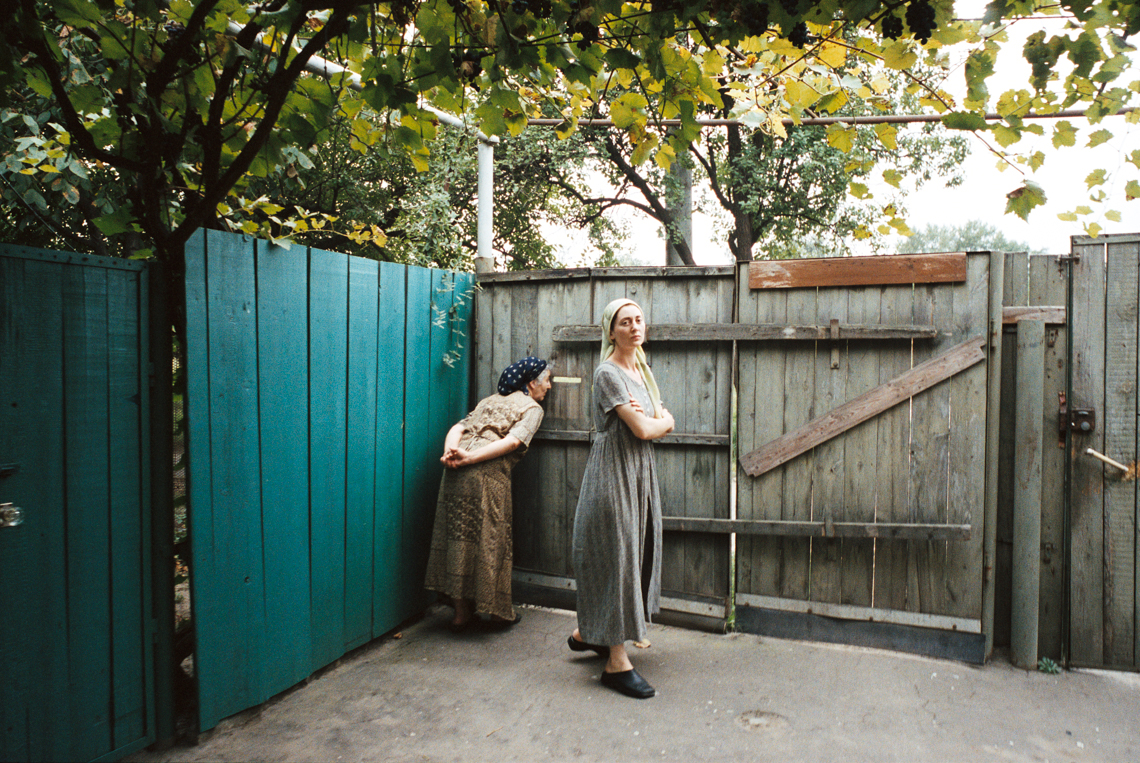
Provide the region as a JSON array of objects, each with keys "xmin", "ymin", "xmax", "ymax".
[{"xmin": 601, "ymin": 298, "xmax": 664, "ymax": 417}]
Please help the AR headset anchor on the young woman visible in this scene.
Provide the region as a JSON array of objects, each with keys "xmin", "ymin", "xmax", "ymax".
[
  {"xmin": 569, "ymin": 299, "xmax": 674, "ymax": 698},
  {"xmin": 424, "ymin": 356, "xmax": 552, "ymax": 631}
]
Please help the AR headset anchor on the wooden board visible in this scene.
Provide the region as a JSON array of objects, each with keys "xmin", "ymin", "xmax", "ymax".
[
  {"xmin": 840, "ymin": 286, "xmax": 880, "ymax": 608},
  {"xmin": 1029, "ymin": 254, "xmax": 1068, "ymax": 661},
  {"xmin": 945, "ymin": 253, "xmax": 989, "ymax": 620},
  {"xmin": 873, "ymin": 284, "xmax": 918, "ymax": 613},
  {"xmin": 307, "ymin": 247, "xmax": 350, "ymax": 671},
  {"xmin": 740, "ymin": 336, "xmax": 986, "ymax": 477},
  {"xmin": 1069, "ymin": 238, "xmax": 1107, "ymax": 666},
  {"xmin": 254, "ymin": 240, "xmax": 313, "ymax": 693},
  {"xmin": 553, "ymin": 323, "xmax": 937, "ymax": 342},
  {"xmin": 1002, "ymin": 305, "xmax": 1065, "ymax": 325},
  {"xmin": 662, "ymin": 517, "xmax": 971, "ymax": 539},
  {"xmin": 1103, "ymin": 240, "xmax": 1138, "ymax": 665},
  {"xmin": 345, "ymin": 257, "xmax": 379, "ymax": 650},
  {"xmin": 749, "ymin": 253, "xmax": 967, "ymax": 290},
  {"xmin": 374, "ymin": 262, "xmax": 407, "ymax": 635}
]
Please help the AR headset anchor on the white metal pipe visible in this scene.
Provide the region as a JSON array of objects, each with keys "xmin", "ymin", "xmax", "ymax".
[{"xmin": 476, "ymin": 140, "xmax": 495, "ymax": 273}]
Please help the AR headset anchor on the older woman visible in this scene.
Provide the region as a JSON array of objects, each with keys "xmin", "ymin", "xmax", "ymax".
[
  {"xmin": 569, "ymin": 299, "xmax": 674, "ymax": 698},
  {"xmin": 424, "ymin": 356, "xmax": 552, "ymax": 631}
]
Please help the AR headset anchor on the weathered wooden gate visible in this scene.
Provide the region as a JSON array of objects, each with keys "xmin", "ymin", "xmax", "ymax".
[
  {"xmin": 479, "ymin": 255, "xmax": 998, "ymax": 660},
  {"xmin": 0, "ymin": 245, "xmax": 168, "ymax": 762},
  {"xmin": 734, "ymin": 253, "xmax": 996, "ymax": 662},
  {"xmin": 1066, "ymin": 233, "xmax": 1140, "ymax": 670}
]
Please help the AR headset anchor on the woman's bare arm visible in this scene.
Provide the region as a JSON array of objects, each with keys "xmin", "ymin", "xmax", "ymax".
[
  {"xmin": 444, "ymin": 434, "xmax": 523, "ymax": 468},
  {"xmin": 615, "ymin": 402, "xmax": 675, "ymax": 441}
]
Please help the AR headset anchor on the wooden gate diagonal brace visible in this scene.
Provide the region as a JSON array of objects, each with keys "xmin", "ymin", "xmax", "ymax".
[{"xmin": 739, "ymin": 335, "xmax": 987, "ymax": 477}]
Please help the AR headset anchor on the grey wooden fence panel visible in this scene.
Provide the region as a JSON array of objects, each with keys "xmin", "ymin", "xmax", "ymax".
[
  {"xmin": 1103, "ymin": 240, "xmax": 1138, "ymax": 666},
  {"xmin": 481, "ymin": 270, "xmax": 733, "ymax": 607},
  {"xmin": 1069, "ymin": 237, "xmax": 1108, "ymax": 666}
]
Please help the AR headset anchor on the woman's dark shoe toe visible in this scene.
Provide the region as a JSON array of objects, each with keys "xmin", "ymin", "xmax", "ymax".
[
  {"xmin": 567, "ymin": 634, "xmax": 610, "ymax": 657},
  {"xmin": 600, "ymin": 668, "xmax": 655, "ymax": 699}
]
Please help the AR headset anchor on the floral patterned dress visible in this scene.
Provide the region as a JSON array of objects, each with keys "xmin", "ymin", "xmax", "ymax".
[{"xmin": 424, "ymin": 391, "xmax": 544, "ymax": 620}]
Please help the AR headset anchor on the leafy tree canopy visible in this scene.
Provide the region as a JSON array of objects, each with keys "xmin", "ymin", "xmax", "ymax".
[
  {"xmin": 895, "ymin": 218, "xmax": 1043, "ymax": 252},
  {"xmin": 0, "ymin": 0, "xmax": 1137, "ymax": 266}
]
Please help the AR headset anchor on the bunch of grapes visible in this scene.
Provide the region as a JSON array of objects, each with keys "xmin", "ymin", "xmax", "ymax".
[
  {"xmin": 735, "ymin": 1, "xmax": 771, "ymax": 37},
  {"xmin": 572, "ymin": 19, "xmax": 601, "ymax": 49},
  {"xmin": 880, "ymin": 12, "xmax": 903, "ymax": 40},
  {"xmin": 446, "ymin": 0, "xmax": 466, "ymax": 12},
  {"xmin": 779, "ymin": 0, "xmax": 800, "ymax": 16},
  {"xmin": 788, "ymin": 20, "xmax": 808, "ymax": 47},
  {"xmin": 904, "ymin": 0, "xmax": 937, "ymax": 44}
]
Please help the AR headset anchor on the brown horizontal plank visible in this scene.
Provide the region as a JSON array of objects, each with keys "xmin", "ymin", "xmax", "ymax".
[
  {"xmin": 1001, "ymin": 305, "xmax": 1066, "ymax": 325},
  {"xmin": 662, "ymin": 517, "xmax": 972, "ymax": 540},
  {"xmin": 749, "ymin": 253, "xmax": 968, "ymax": 290},
  {"xmin": 739, "ymin": 335, "xmax": 986, "ymax": 477},
  {"xmin": 552, "ymin": 323, "xmax": 938, "ymax": 343},
  {"xmin": 533, "ymin": 429, "xmax": 729, "ymax": 446}
]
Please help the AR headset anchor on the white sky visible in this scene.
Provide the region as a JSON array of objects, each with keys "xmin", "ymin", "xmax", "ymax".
[{"xmin": 546, "ymin": 3, "xmax": 1140, "ymax": 265}]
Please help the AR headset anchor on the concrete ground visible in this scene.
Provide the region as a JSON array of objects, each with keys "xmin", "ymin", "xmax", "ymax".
[{"xmin": 127, "ymin": 604, "xmax": 1140, "ymax": 763}]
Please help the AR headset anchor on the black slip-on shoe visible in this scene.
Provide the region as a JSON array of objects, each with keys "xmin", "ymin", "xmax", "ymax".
[
  {"xmin": 567, "ymin": 634, "xmax": 610, "ymax": 657},
  {"xmin": 600, "ymin": 668, "xmax": 655, "ymax": 699}
]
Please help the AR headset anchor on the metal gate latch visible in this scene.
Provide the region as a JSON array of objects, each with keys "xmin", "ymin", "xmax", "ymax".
[
  {"xmin": 0, "ymin": 503, "xmax": 24, "ymax": 528},
  {"xmin": 1058, "ymin": 392, "xmax": 1096, "ymax": 445}
]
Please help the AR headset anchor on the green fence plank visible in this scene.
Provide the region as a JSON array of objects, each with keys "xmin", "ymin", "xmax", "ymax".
[
  {"xmin": 0, "ymin": 257, "xmax": 72, "ymax": 762},
  {"xmin": 308, "ymin": 247, "xmax": 349, "ymax": 669},
  {"xmin": 196, "ymin": 231, "xmax": 266, "ymax": 729},
  {"xmin": 346, "ymin": 257, "xmax": 379, "ymax": 649},
  {"xmin": 183, "ymin": 235, "xmax": 216, "ymax": 729},
  {"xmin": 63, "ymin": 264, "xmax": 115, "ymax": 761},
  {"xmin": 107, "ymin": 270, "xmax": 148, "ymax": 748},
  {"xmin": 403, "ymin": 266, "xmax": 435, "ymax": 616},
  {"xmin": 374, "ymin": 262, "xmax": 407, "ymax": 636},
  {"xmin": 255, "ymin": 241, "xmax": 313, "ymax": 693}
]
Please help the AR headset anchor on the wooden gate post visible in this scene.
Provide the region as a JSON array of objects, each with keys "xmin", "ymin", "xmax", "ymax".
[{"xmin": 1011, "ymin": 319, "xmax": 1045, "ymax": 668}]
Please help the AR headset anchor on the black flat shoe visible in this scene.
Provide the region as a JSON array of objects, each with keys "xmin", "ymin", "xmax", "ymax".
[
  {"xmin": 601, "ymin": 668, "xmax": 655, "ymax": 699},
  {"xmin": 567, "ymin": 634, "xmax": 610, "ymax": 657}
]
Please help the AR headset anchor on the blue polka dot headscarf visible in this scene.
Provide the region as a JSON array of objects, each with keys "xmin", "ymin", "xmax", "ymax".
[{"xmin": 498, "ymin": 356, "xmax": 549, "ymax": 396}]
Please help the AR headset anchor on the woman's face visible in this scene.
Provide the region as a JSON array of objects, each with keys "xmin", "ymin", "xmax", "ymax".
[
  {"xmin": 610, "ymin": 304, "xmax": 645, "ymax": 350},
  {"xmin": 527, "ymin": 371, "xmax": 552, "ymax": 401}
]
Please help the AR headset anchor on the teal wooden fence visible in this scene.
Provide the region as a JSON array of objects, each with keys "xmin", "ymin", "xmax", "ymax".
[
  {"xmin": 0, "ymin": 246, "xmax": 160, "ymax": 762},
  {"xmin": 184, "ymin": 230, "xmax": 473, "ymax": 731}
]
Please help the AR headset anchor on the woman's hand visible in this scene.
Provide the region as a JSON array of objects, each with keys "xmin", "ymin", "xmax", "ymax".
[
  {"xmin": 658, "ymin": 406, "xmax": 675, "ymax": 433},
  {"xmin": 628, "ymin": 397, "xmax": 645, "ymax": 416},
  {"xmin": 441, "ymin": 447, "xmax": 471, "ymax": 469}
]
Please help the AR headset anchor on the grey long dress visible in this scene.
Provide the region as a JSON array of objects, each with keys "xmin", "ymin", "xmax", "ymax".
[{"xmin": 572, "ymin": 360, "xmax": 663, "ymax": 645}]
